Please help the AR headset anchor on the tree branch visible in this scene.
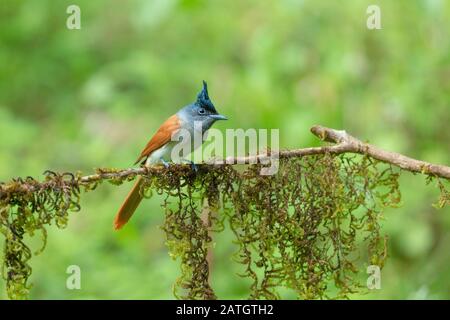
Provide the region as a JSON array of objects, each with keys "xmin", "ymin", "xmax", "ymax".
[
  {"xmin": 1, "ymin": 125, "xmax": 449, "ymax": 199},
  {"xmin": 309, "ymin": 125, "xmax": 450, "ymax": 179},
  {"xmin": 207, "ymin": 125, "xmax": 450, "ymax": 180}
]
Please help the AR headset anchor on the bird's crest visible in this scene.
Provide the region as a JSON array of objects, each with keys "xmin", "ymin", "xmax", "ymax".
[{"xmin": 197, "ymin": 80, "xmax": 213, "ymax": 108}]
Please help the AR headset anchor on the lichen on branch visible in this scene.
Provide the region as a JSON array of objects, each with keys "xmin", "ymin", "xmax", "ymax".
[
  {"xmin": 0, "ymin": 126, "xmax": 449, "ymax": 299},
  {"xmin": 158, "ymin": 154, "xmax": 403, "ymax": 299}
]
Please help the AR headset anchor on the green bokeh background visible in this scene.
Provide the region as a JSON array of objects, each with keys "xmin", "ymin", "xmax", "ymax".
[{"xmin": 0, "ymin": 0, "xmax": 449, "ymax": 299}]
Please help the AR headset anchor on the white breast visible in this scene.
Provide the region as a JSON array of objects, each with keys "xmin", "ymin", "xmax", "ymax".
[
  {"xmin": 145, "ymin": 143, "xmax": 175, "ymax": 165},
  {"xmin": 145, "ymin": 113, "xmax": 207, "ymax": 166}
]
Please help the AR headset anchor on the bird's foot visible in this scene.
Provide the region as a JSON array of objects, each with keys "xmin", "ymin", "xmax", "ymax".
[
  {"xmin": 190, "ymin": 162, "xmax": 198, "ymax": 172},
  {"xmin": 181, "ymin": 159, "xmax": 198, "ymax": 172},
  {"xmin": 160, "ymin": 159, "xmax": 170, "ymax": 169}
]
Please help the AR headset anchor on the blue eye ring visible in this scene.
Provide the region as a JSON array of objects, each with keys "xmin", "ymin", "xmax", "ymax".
[{"xmin": 198, "ymin": 108, "xmax": 206, "ymax": 115}]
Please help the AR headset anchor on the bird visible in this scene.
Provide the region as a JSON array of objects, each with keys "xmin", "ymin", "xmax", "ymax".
[{"xmin": 113, "ymin": 81, "xmax": 227, "ymax": 230}]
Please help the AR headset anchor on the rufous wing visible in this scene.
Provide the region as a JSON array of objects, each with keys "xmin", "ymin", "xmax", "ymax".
[{"xmin": 134, "ymin": 114, "xmax": 181, "ymax": 165}]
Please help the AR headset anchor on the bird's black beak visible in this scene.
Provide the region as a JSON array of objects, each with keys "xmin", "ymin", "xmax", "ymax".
[{"xmin": 210, "ymin": 114, "xmax": 228, "ymax": 121}]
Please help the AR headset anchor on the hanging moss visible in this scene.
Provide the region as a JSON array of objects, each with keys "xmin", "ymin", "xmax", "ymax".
[
  {"xmin": 0, "ymin": 172, "xmax": 80, "ymax": 299},
  {"xmin": 0, "ymin": 154, "xmax": 448, "ymax": 299}
]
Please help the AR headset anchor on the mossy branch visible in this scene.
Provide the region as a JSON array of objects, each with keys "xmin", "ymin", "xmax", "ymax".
[
  {"xmin": 0, "ymin": 125, "xmax": 449, "ymax": 300},
  {"xmin": 1, "ymin": 125, "xmax": 448, "ymax": 199}
]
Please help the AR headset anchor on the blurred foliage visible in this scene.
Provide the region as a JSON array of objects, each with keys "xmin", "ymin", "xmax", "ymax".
[{"xmin": 0, "ymin": 0, "xmax": 449, "ymax": 299}]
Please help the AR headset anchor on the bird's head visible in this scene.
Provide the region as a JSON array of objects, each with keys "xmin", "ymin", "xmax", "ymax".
[{"xmin": 181, "ymin": 81, "xmax": 227, "ymax": 130}]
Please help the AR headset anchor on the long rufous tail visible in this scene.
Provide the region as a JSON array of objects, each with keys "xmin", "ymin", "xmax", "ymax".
[{"xmin": 114, "ymin": 176, "xmax": 144, "ymax": 230}]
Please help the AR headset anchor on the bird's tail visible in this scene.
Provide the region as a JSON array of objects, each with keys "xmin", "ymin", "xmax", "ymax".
[{"xmin": 113, "ymin": 176, "xmax": 144, "ymax": 230}]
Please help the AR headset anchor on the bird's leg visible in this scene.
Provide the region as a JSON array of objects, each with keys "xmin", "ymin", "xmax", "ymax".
[
  {"xmin": 181, "ymin": 158, "xmax": 198, "ymax": 172},
  {"xmin": 160, "ymin": 158, "xmax": 170, "ymax": 169}
]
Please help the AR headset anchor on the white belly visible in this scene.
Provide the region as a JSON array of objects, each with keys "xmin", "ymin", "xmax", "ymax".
[
  {"xmin": 145, "ymin": 142, "xmax": 176, "ymax": 165},
  {"xmin": 145, "ymin": 133, "xmax": 202, "ymax": 165}
]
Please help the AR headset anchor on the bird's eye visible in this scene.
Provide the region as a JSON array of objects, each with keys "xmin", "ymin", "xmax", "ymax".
[{"xmin": 198, "ymin": 108, "xmax": 206, "ymax": 115}]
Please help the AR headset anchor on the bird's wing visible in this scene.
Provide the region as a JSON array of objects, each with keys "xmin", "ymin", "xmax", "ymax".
[{"xmin": 134, "ymin": 114, "xmax": 181, "ymax": 164}]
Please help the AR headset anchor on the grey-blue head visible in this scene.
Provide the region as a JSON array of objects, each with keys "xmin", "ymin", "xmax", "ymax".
[{"xmin": 178, "ymin": 81, "xmax": 227, "ymax": 131}]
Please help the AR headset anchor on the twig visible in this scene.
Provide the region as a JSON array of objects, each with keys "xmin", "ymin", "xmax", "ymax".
[{"xmin": 309, "ymin": 125, "xmax": 450, "ymax": 179}]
